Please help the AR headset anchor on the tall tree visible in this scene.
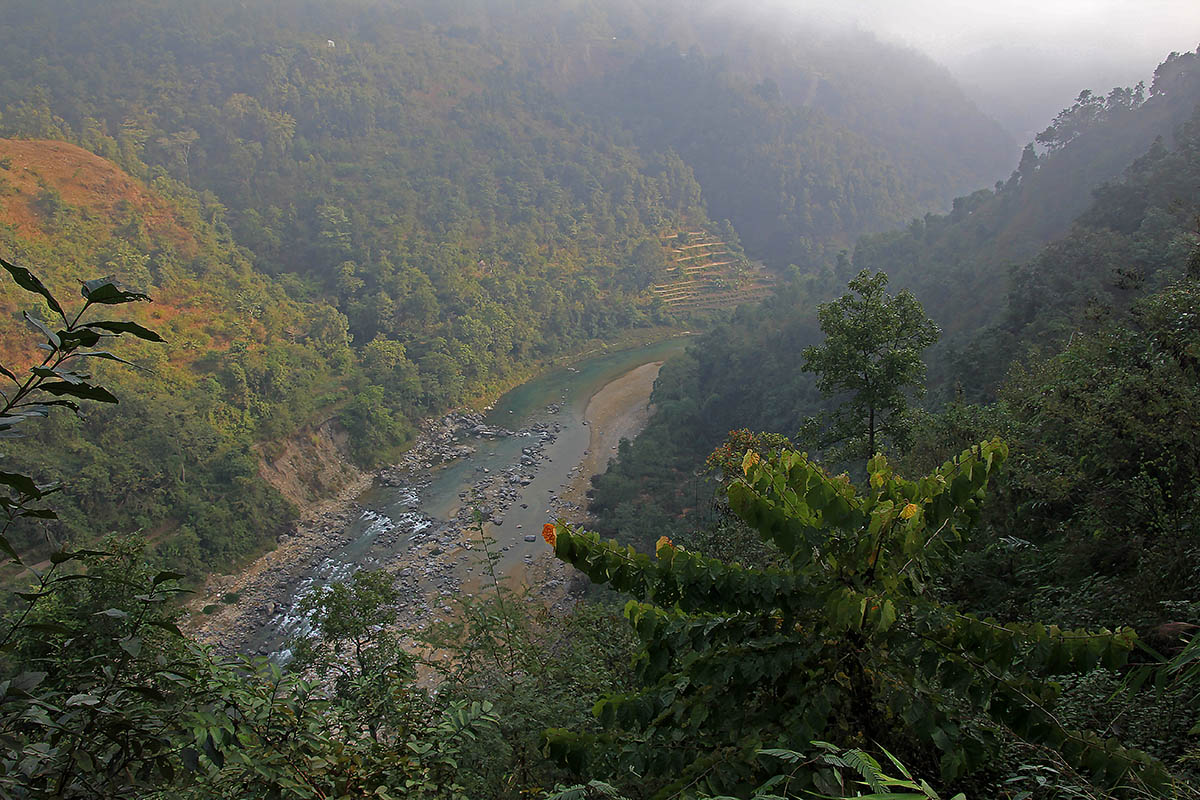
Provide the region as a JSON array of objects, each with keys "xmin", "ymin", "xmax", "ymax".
[{"xmin": 802, "ymin": 269, "xmax": 939, "ymax": 460}]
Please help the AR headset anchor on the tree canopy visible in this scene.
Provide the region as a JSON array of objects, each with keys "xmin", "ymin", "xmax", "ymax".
[{"xmin": 802, "ymin": 269, "xmax": 939, "ymax": 460}]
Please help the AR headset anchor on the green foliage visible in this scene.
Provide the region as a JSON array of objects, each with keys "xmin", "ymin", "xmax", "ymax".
[
  {"xmin": 708, "ymin": 743, "xmax": 969, "ymax": 800},
  {"xmin": 289, "ymin": 569, "xmax": 416, "ymax": 741},
  {"xmin": 579, "ymin": 84, "xmax": 1200, "ymax": 793},
  {"xmin": 587, "ymin": 280, "xmax": 838, "ymax": 552},
  {"xmin": 546, "ymin": 747, "xmax": 971, "ymax": 800},
  {"xmin": 0, "ymin": 537, "xmax": 507, "ymax": 799},
  {"xmin": 339, "ymin": 385, "xmax": 414, "ymax": 465},
  {"xmin": 0, "ymin": 540, "xmax": 199, "ymax": 797},
  {"xmin": 0, "ymin": 257, "xmax": 163, "ymax": 564},
  {"xmin": 546, "ymin": 440, "xmax": 1169, "ymax": 798},
  {"xmin": 900, "ymin": 280, "xmax": 1200, "ymax": 637},
  {"xmin": 416, "ymin": 521, "xmax": 637, "ymax": 799},
  {"xmin": 801, "ymin": 269, "xmax": 940, "ymax": 461},
  {"xmin": 1168, "ymin": 632, "xmax": 1200, "ymax": 739},
  {"xmin": 705, "ymin": 429, "xmax": 794, "ymax": 480},
  {"xmin": 0, "ymin": 174, "xmax": 358, "ymax": 570},
  {"xmin": 996, "ymin": 281, "xmax": 1200, "ymax": 628},
  {"xmin": 168, "ymin": 672, "xmax": 498, "ymax": 800}
]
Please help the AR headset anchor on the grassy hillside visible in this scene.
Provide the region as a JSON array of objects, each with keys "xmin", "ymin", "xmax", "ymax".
[{"xmin": 0, "ymin": 138, "xmax": 359, "ymax": 572}]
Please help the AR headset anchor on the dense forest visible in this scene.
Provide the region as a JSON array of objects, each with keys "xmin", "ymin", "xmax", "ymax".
[
  {"xmin": 0, "ymin": 0, "xmax": 1017, "ymax": 570},
  {"xmin": 580, "ymin": 44, "xmax": 1200, "ymax": 798},
  {"xmin": 590, "ymin": 47, "xmax": 1200, "ymax": 551},
  {"xmin": 0, "ymin": 0, "xmax": 1197, "ymax": 797}
]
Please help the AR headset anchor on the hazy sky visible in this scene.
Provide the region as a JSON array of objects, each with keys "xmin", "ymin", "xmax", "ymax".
[
  {"xmin": 769, "ymin": 1, "xmax": 1200, "ymax": 141},
  {"xmin": 822, "ymin": 0, "xmax": 1200, "ymax": 67}
]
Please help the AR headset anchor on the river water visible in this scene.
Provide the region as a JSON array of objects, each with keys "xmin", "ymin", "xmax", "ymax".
[{"xmin": 255, "ymin": 336, "xmax": 690, "ymax": 659}]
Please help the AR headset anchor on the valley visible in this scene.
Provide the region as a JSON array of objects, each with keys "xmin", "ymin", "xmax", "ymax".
[
  {"xmin": 0, "ymin": 2, "xmax": 1196, "ymax": 797},
  {"xmin": 189, "ymin": 337, "xmax": 688, "ymax": 659}
]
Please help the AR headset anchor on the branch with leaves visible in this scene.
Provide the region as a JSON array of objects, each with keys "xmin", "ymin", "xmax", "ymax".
[
  {"xmin": 542, "ymin": 439, "xmax": 1169, "ymax": 798},
  {"xmin": 0, "ymin": 256, "xmax": 164, "ymax": 563}
]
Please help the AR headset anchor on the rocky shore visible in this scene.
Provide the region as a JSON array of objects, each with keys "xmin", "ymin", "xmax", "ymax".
[
  {"xmin": 187, "ymin": 406, "xmax": 573, "ymax": 656},
  {"xmin": 188, "ymin": 361, "xmax": 662, "ymax": 660}
]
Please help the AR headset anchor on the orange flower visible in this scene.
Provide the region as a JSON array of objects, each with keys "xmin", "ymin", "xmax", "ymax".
[{"xmin": 541, "ymin": 523, "xmax": 557, "ymax": 548}]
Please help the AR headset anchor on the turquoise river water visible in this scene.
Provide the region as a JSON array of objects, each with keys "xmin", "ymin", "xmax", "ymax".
[{"xmin": 253, "ymin": 336, "xmax": 691, "ymax": 658}]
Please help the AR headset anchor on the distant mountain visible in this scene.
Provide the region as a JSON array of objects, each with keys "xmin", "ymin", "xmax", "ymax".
[
  {"xmin": 571, "ymin": 16, "xmax": 1016, "ymax": 266},
  {"xmin": 853, "ymin": 46, "xmax": 1200, "ymax": 373}
]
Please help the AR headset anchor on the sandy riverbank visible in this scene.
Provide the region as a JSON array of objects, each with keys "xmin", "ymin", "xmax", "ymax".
[
  {"xmin": 506, "ymin": 359, "xmax": 664, "ymax": 607},
  {"xmin": 554, "ymin": 360, "xmax": 663, "ymax": 519}
]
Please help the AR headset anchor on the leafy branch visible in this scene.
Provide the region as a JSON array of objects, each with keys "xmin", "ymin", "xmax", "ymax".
[{"xmin": 0, "ymin": 256, "xmax": 164, "ymax": 564}]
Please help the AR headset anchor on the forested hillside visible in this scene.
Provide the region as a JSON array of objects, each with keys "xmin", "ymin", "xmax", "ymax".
[
  {"xmin": 2, "ymin": 3, "xmax": 1197, "ymax": 798},
  {"xmin": 0, "ymin": 0, "xmax": 708, "ymax": 410},
  {"xmin": 591, "ymin": 47, "xmax": 1200, "ymax": 557},
  {"xmin": 854, "ymin": 48, "xmax": 1200, "ymax": 367},
  {"xmin": 0, "ymin": 0, "xmax": 1019, "ymax": 572},
  {"xmin": 0, "ymin": 0, "xmax": 1015, "ymax": 280},
  {"xmin": 0, "ymin": 138, "xmax": 362, "ymax": 571},
  {"xmin": 578, "ymin": 202, "xmax": 1199, "ymax": 800},
  {"xmin": 576, "ymin": 33, "xmax": 1014, "ymax": 266}
]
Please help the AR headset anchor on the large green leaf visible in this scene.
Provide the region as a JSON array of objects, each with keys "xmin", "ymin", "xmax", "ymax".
[
  {"xmin": 80, "ymin": 279, "xmax": 151, "ymax": 305},
  {"xmin": 23, "ymin": 311, "xmax": 60, "ymax": 348},
  {"xmin": 30, "ymin": 367, "xmax": 88, "ymax": 385},
  {"xmin": 0, "ymin": 533, "xmax": 22, "ymax": 563},
  {"xmin": 72, "ymin": 350, "xmax": 137, "ymax": 368},
  {"xmin": 84, "ymin": 320, "xmax": 165, "ymax": 343},
  {"xmin": 152, "ymin": 570, "xmax": 186, "ymax": 587},
  {"xmin": 0, "ymin": 470, "xmax": 42, "ymax": 498},
  {"xmin": 57, "ymin": 328, "xmax": 103, "ymax": 349},
  {"xmin": 37, "ymin": 381, "xmax": 119, "ymax": 403},
  {"xmin": 1, "ymin": 257, "xmax": 64, "ymax": 319}
]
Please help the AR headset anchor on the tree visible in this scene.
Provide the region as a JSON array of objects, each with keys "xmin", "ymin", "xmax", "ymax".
[
  {"xmin": 543, "ymin": 440, "xmax": 1170, "ymax": 798},
  {"xmin": 0, "ymin": 261, "xmax": 504, "ymax": 798},
  {"xmin": 0, "ymin": 257, "xmax": 165, "ymax": 563},
  {"xmin": 290, "ymin": 569, "xmax": 414, "ymax": 741},
  {"xmin": 802, "ymin": 269, "xmax": 939, "ymax": 460}
]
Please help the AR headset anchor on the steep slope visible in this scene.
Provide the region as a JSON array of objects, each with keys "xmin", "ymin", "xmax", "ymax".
[
  {"xmin": 0, "ymin": 139, "xmax": 359, "ymax": 572},
  {"xmin": 572, "ymin": 23, "xmax": 1015, "ymax": 266},
  {"xmin": 0, "ymin": 0, "xmax": 1013, "ymax": 296},
  {"xmin": 854, "ymin": 47, "xmax": 1200, "ymax": 353},
  {"xmin": 588, "ymin": 48, "xmax": 1200, "ymax": 552},
  {"xmin": 0, "ymin": 0, "xmax": 711, "ymax": 432}
]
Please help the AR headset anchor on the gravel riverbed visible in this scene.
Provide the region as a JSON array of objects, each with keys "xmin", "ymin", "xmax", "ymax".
[{"xmin": 187, "ymin": 361, "xmax": 664, "ymax": 658}]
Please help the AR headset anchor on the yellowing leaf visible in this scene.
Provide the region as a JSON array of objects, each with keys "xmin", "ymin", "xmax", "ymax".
[{"xmin": 900, "ymin": 503, "xmax": 920, "ymax": 520}]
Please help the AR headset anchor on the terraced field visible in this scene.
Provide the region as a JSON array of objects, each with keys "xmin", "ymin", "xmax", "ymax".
[{"xmin": 651, "ymin": 230, "xmax": 775, "ymax": 311}]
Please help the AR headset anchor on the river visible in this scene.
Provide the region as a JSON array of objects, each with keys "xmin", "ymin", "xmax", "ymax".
[{"xmin": 229, "ymin": 336, "xmax": 690, "ymax": 659}]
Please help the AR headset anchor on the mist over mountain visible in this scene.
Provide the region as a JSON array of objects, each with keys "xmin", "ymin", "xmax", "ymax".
[
  {"xmin": 738, "ymin": 0, "xmax": 1200, "ymax": 144},
  {"xmin": 1, "ymin": 3, "xmax": 1199, "ymax": 798},
  {"xmin": 0, "ymin": 0, "xmax": 1021, "ymax": 567}
]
